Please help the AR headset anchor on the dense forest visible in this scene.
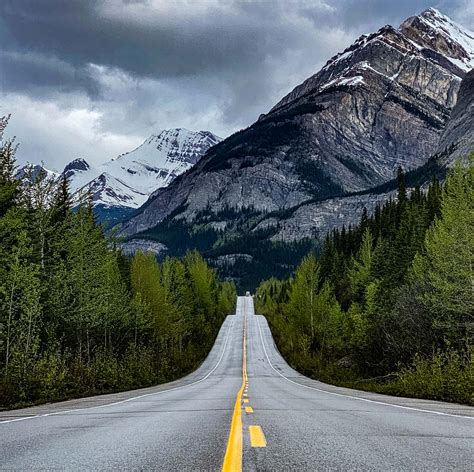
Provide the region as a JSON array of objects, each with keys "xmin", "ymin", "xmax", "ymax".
[
  {"xmin": 0, "ymin": 117, "xmax": 236, "ymax": 408},
  {"xmin": 256, "ymin": 160, "xmax": 473, "ymax": 404}
]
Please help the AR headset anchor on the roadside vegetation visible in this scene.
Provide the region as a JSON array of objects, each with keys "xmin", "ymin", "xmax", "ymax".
[
  {"xmin": 256, "ymin": 158, "xmax": 473, "ymax": 405},
  {"xmin": 0, "ymin": 117, "xmax": 236, "ymax": 408}
]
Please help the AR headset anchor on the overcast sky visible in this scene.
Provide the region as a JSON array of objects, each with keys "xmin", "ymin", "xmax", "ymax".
[{"xmin": 1, "ymin": 0, "xmax": 473, "ymax": 170}]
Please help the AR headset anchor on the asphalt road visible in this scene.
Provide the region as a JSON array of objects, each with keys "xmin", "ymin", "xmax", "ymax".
[{"xmin": 0, "ymin": 296, "xmax": 473, "ymax": 471}]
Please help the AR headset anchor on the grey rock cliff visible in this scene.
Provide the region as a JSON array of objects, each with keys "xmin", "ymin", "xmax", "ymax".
[
  {"xmin": 436, "ymin": 69, "xmax": 474, "ymax": 165},
  {"xmin": 266, "ymin": 67, "xmax": 474, "ymax": 243}
]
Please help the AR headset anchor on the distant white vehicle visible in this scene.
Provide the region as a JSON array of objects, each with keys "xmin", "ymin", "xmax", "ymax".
[{"xmin": 246, "ymin": 291, "xmax": 251, "ymax": 297}]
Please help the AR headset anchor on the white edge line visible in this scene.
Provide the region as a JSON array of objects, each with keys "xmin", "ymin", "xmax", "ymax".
[
  {"xmin": 0, "ymin": 316, "xmax": 236, "ymax": 425},
  {"xmin": 255, "ymin": 315, "xmax": 473, "ymax": 420}
]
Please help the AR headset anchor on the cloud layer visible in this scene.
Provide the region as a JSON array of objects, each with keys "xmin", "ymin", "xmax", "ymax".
[{"xmin": 1, "ymin": 0, "xmax": 472, "ymax": 169}]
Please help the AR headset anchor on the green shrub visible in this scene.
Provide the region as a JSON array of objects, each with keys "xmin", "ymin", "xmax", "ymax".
[
  {"xmin": 30, "ymin": 352, "xmax": 68, "ymax": 402},
  {"xmin": 391, "ymin": 349, "xmax": 473, "ymax": 404}
]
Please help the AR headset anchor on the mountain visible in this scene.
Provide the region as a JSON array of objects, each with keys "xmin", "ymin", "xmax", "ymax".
[
  {"xmin": 59, "ymin": 129, "xmax": 221, "ymax": 222},
  {"xmin": 120, "ymin": 8, "xmax": 473, "ymax": 241},
  {"xmin": 260, "ymin": 67, "xmax": 474, "ymax": 243}
]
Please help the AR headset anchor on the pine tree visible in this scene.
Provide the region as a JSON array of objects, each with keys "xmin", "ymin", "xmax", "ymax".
[
  {"xmin": 21, "ymin": 165, "xmax": 57, "ymax": 272},
  {"xmin": 397, "ymin": 166, "xmax": 407, "ymax": 206},
  {"xmin": 0, "ymin": 116, "xmax": 20, "ymax": 218},
  {"xmin": 0, "ymin": 231, "xmax": 41, "ymax": 379},
  {"xmin": 66, "ymin": 203, "xmax": 110, "ymax": 362},
  {"xmin": 348, "ymin": 227, "xmax": 374, "ymax": 305},
  {"xmin": 50, "ymin": 174, "xmax": 72, "ymax": 227}
]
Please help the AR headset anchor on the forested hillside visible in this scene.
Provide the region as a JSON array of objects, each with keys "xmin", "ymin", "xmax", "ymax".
[
  {"xmin": 256, "ymin": 160, "xmax": 473, "ymax": 404},
  {"xmin": 0, "ymin": 117, "xmax": 235, "ymax": 408}
]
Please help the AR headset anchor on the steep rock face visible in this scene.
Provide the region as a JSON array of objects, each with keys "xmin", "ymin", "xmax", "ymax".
[
  {"xmin": 261, "ymin": 67, "xmax": 474, "ymax": 243},
  {"xmin": 120, "ymin": 8, "xmax": 472, "ymax": 237},
  {"xmin": 264, "ymin": 193, "xmax": 396, "ymax": 242},
  {"xmin": 436, "ymin": 69, "xmax": 474, "ymax": 164},
  {"xmin": 119, "ymin": 239, "xmax": 167, "ymax": 256}
]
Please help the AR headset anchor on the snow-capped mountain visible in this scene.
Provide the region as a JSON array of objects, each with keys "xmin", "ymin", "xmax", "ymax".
[
  {"xmin": 61, "ymin": 129, "xmax": 221, "ymax": 220},
  {"xmin": 16, "ymin": 129, "xmax": 220, "ymax": 223},
  {"xmin": 63, "ymin": 158, "xmax": 97, "ymax": 192}
]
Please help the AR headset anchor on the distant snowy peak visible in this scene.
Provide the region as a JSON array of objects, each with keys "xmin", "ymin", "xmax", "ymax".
[
  {"xmin": 114, "ymin": 128, "xmax": 221, "ymax": 174},
  {"xmin": 62, "ymin": 158, "xmax": 99, "ymax": 194},
  {"xmin": 65, "ymin": 128, "xmax": 221, "ymax": 211},
  {"xmin": 63, "ymin": 158, "xmax": 90, "ymax": 174}
]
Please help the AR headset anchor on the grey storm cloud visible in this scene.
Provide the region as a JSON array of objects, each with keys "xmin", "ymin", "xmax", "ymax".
[
  {"xmin": 0, "ymin": 0, "xmax": 472, "ymax": 169},
  {"xmin": 1, "ymin": 0, "xmax": 315, "ymax": 88}
]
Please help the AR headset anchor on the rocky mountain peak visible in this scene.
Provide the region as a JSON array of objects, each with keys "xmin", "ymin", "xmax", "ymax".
[
  {"xmin": 118, "ymin": 128, "xmax": 221, "ymax": 167},
  {"xmin": 15, "ymin": 163, "xmax": 58, "ymax": 181},
  {"xmin": 269, "ymin": 8, "xmax": 472, "ymax": 115},
  {"xmin": 400, "ymin": 8, "xmax": 474, "ymax": 72},
  {"xmin": 63, "ymin": 158, "xmax": 90, "ymax": 173}
]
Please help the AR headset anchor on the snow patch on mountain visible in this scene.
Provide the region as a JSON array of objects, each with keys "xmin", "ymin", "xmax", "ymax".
[
  {"xmin": 64, "ymin": 159, "xmax": 99, "ymax": 193},
  {"xmin": 321, "ymin": 74, "xmax": 365, "ymax": 90}
]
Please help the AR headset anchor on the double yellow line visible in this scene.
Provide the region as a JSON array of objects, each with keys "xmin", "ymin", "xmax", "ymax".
[{"xmin": 222, "ymin": 310, "xmax": 248, "ymax": 471}]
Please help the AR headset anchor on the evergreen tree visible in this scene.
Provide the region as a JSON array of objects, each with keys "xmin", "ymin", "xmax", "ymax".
[
  {"xmin": 0, "ymin": 231, "xmax": 41, "ymax": 380},
  {"xmin": 348, "ymin": 227, "xmax": 374, "ymax": 305},
  {"xmin": 397, "ymin": 166, "xmax": 407, "ymax": 206},
  {"xmin": 50, "ymin": 174, "xmax": 72, "ymax": 228},
  {"xmin": 412, "ymin": 159, "xmax": 474, "ymax": 344},
  {"xmin": 0, "ymin": 116, "xmax": 19, "ymax": 218}
]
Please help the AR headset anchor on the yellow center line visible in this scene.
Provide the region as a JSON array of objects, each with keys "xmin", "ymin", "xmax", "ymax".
[
  {"xmin": 249, "ymin": 425, "xmax": 267, "ymax": 448},
  {"xmin": 222, "ymin": 304, "xmax": 248, "ymax": 472}
]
